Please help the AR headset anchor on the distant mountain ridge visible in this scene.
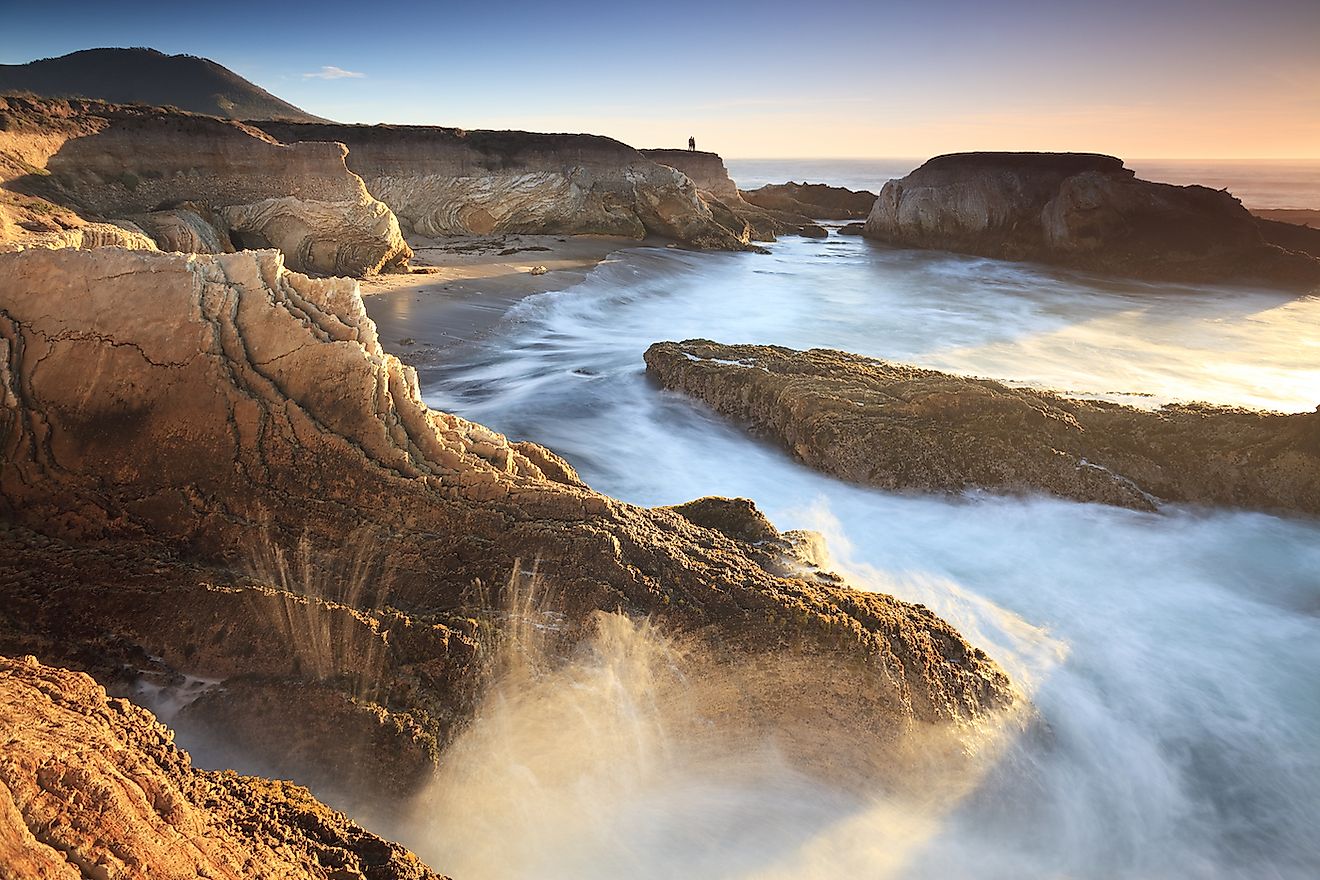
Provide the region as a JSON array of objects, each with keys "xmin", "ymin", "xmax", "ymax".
[{"xmin": 0, "ymin": 47, "xmax": 325, "ymax": 122}]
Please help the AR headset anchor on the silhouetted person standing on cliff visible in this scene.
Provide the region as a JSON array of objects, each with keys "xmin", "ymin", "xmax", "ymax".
[{"xmin": 688, "ymin": 136, "xmax": 696, "ymax": 151}]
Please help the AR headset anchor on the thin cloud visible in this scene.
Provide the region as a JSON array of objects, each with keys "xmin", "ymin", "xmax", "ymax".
[{"xmin": 303, "ymin": 66, "xmax": 365, "ymax": 80}]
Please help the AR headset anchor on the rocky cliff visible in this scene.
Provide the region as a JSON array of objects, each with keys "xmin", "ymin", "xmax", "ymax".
[
  {"xmin": 0, "ymin": 246, "xmax": 1016, "ymax": 818},
  {"xmin": 0, "ymin": 654, "xmax": 444, "ymax": 880},
  {"xmin": 0, "ymin": 95, "xmax": 409, "ymax": 275},
  {"xmin": 741, "ymin": 181, "xmax": 877, "ymax": 220},
  {"xmin": 864, "ymin": 152, "xmax": 1320, "ymax": 286},
  {"xmin": 645, "ymin": 340, "xmax": 1320, "ymax": 515},
  {"xmin": 257, "ymin": 124, "xmax": 749, "ymax": 249},
  {"xmin": 640, "ymin": 149, "xmax": 828, "ymax": 240}
]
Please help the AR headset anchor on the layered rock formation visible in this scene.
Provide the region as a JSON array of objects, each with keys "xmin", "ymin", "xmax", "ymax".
[
  {"xmin": 742, "ymin": 181, "xmax": 877, "ymax": 220},
  {"xmin": 0, "ymin": 653, "xmax": 444, "ymax": 880},
  {"xmin": 645, "ymin": 340, "xmax": 1320, "ymax": 515},
  {"xmin": 256, "ymin": 123, "xmax": 748, "ymax": 249},
  {"xmin": 864, "ymin": 152, "xmax": 1320, "ymax": 286},
  {"xmin": 0, "ymin": 95, "xmax": 409, "ymax": 275},
  {"xmin": 0, "ymin": 246, "xmax": 1015, "ymax": 818},
  {"xmin": 640, "ymin": 148, "xmax": 828, "ymax": 239}
]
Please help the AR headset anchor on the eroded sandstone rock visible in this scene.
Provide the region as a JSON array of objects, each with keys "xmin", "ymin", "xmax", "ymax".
[
  {"xmin": 0, "ymin": 95, "xmax": 410, "ymax": 275},
  {"xmin": 257, "ymin": 124, "xmax": 749, "ymax": 250},
  {"xmin": 640, "ymin": 149, "xmax": 828, "ymax": 240},
  {"xmin": 0, "ymin": 653, "xmax": 445, "ymax": 880},
  {"xmin": 645, "ymin": 339, "xmax": 1320, "ymax": 515},
  {"xmin": 864, "ymin": 152, "xmax": 1320, "ymax": 286},
  {"xmin": 0, "ymin": 247, "xmax": 1015, "ymax": 813}
]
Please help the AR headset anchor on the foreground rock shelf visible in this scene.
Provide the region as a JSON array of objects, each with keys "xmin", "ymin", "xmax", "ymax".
[
  {"xmin": 0, "ymin": 247, "xmax": 1016, "ymax": 835},
  {"xmin": 645, "ymin": 340, "xmax": 1320, "ymax": 515}
]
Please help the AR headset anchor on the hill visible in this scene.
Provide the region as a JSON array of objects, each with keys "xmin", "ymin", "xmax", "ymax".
[{"xmin": 0, "ymin": 47, "xmax": 325, "ymax": 121}]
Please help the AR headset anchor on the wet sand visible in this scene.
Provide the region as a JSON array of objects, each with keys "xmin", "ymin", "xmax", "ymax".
[{"xmin": 361, "ymin": 233, "xmax": 654, "ymax": 361}]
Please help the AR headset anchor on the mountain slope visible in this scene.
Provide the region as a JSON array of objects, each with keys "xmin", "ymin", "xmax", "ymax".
[{"xmin": 0, "ymin": 47, "xmax": 325, "ymax": 121}]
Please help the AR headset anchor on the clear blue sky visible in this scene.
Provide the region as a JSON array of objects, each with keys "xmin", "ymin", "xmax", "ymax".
[{"xmin": 3, "ymin": 0, "xmax": 1317, "ymax": 158}]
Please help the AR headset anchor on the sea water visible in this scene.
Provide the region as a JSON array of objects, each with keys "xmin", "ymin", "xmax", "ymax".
[{"xmin": 405, "ymin": 230, "xmax": 1320, "ymax": 879}]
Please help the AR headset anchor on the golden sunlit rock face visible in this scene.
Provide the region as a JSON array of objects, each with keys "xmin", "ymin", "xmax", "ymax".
[
  {"xmin": 0, "ymin": 245, "xmax": 1016, "ymax": 829},
  {"xmin": 0, "ymin": 654, "xmax": 447, "ymax": 880},
  {"xmin": 255, "ymin": 123, "xmax": 756, "ymax": 249}
]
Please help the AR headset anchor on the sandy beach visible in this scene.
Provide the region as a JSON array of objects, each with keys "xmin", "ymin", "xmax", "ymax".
[{"xmin": 360, "ymin": 233, "xmax": 652, "ymax": 362}]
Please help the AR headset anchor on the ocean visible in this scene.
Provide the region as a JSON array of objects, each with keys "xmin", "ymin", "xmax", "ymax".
[
  {"xmin": 395, "ymin": 205, "xmax": 1320, "ymax": 877},
  {"xmin": 725, "ymin": 157, "xmax": 1320, "ymax": 210}
]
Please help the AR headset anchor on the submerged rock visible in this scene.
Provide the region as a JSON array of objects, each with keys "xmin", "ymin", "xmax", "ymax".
[
  {"xmin": 741, "ymin": 181, "xmax": 878, "ymax": 220},
  {"xmin": 0, "ymin": 247, "xmax": 1016, "ymax": 818},
  {"xmin": 0, "ymin": 94, "xmax": 410, "ymax": 275},
  {"xmin": 645, "ymin": 339, "xmax": 1320, "ymax": 515},
  {"xmin": 863, "ymin": 152, "xmax": 1320, "ymax": 286},
  {"xmin": 0, "ymin": 653, "xmax": 445, "ymax": 880}
]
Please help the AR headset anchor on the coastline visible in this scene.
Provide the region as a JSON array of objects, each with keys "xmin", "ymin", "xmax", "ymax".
[{"xmin": 360, "ymin": 233, "xmax": 654, "ymax": 360}]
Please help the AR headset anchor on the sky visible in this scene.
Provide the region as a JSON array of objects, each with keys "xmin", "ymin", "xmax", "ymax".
[{"xmin": 2, "ymin": 0, "xmax": 1318, "ymax": 159}]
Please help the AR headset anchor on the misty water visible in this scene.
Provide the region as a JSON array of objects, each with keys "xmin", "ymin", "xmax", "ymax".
[{"xmin": 407, "ymin": 234, "xmax": 1320, "ymax": 879}]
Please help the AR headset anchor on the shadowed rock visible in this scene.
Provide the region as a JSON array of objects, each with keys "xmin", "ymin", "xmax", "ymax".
[
  {"xmin": 645, "ymin": 339, "xmax": 1320, "ymax": 515},
  {"xmin": 864, "ymin": 152, "xmax": 1320, "ymax": 287},
  {"xmin": 0, "ymin": 47, "xmax": 325, "ymax": 122},
  {"xmin": 742, "ymin": 181, "xmax": 878, "ymax": 220}
]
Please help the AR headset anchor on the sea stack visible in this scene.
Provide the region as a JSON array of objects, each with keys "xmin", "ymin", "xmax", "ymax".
[{"xmin": 863, "ymin": 152, "xmax": 1320, "ymax": 286}]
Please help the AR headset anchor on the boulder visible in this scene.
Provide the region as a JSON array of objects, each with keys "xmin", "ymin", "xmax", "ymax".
[
  {"xmin": 864, "ymin": 152, "xmax": 1320, "ymax": 286},
  {"xmin": 644, "ymin": 339, "xmax": 1320, "ymax": 515}
]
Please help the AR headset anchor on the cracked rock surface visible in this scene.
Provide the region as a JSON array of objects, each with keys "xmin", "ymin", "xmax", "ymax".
[{"xmin": 0, "ymin": 246, "xmax": 1015, "ymax": 822}]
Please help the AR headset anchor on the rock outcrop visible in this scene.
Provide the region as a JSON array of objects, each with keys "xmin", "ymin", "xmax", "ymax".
[
  {"xmin": 644, "ymin": 340, "xmax": 1320, "ymax": 515},
  {"xmin": 1256, "ymin": 216, "xmax": 1320, "ymax": 259},
  {"xmin": 864, "ymin": 152, "xmax": 1320, "ymax": 286},
  {"xmin": 0, "ymin": 246, "xmax": 1015, "ymax": 817},
  {"xmin": 256, "ymin": 124, "xmax": 749, "ymax": 250},
  {"xmin": 742, "ymin": 181, "xmax": 877, "ymax": 220},
  {"xmin": 0, "ymin": 95, "xmax": 410, "ymax": 275},
  {"xmin": 640, "ymin": 149, "xmax": 828, "ymax": 240},
  {"xmin": 0, "ymin": 653, "xmax": 444, "ymax": 880}
]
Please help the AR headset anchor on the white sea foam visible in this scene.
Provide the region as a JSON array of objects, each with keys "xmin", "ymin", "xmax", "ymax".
[{"xmin": 406, "ymin": 234, "xmax": 1320, "ymax": 878}]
